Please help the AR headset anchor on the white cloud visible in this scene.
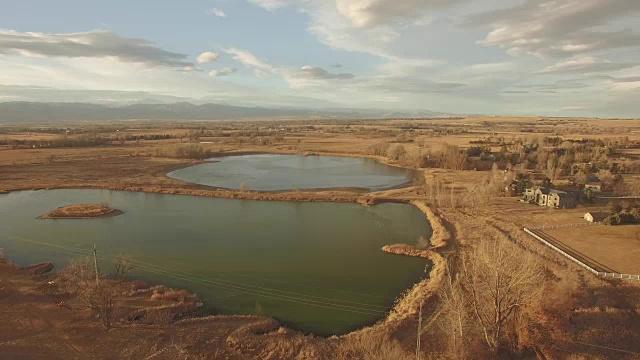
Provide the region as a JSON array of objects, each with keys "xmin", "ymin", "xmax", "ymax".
[
  {"xmin": 284, "ymin": 65, "xmax": 356, "ymax": 88},
  {"xmin": 610, "ymin": 81, "xmax": 640, "ymax": 92},
  {"xmin": 208, "ymin": 67, "xmax": 238, "ymax": 77},
  {"xmin": 2, "ymin": 2, "xmax": 639, "ymax": 117},
  {"xmin": 247, "ymin": 0, "xmax": 291, "ymax": 11},
  {"xmin": 469, "ymin": 0, "xmax": 640, "ymax": 57},
  {"xmin": 335, "ymin": 0, "xmax": 465, "ymax": 28},
  {"xmin": 298, "ymin": 65, "xmax": 355, "ymax": 80},
  {"xmin": 224, "ymin": 48, "xmax": 273, "ymax": 70},
  {"xmin": 0, "ymin": 29, "xmax": 195, "ymax": 69},
  {"xmin": 608, "ymin": 71, "xmax": 640, "ymax": 92},
  {"xmin": 537, "ymin": 57, "xmax": 638, "ymax": 74},
  {"xmin": 208, "ymin": 8, "xmax": 227, "ymax": 18},
  {"xmin": 374, "ymin": 57, "xmax": 443, "ymax": 77},
  {"xmin": 300, "ymin": 0, "xmax": 469, "ymax": 61},
  {"xmin": 560, "ymin": 106, "xmax": 591, "ymax": 111},
  {"xmin": 613, "ymin": 76, "xmax": 640, "ymax": 83},
  {"xmin": 196, "ymin": 51, "xmax": 220, "ymax": 64}
]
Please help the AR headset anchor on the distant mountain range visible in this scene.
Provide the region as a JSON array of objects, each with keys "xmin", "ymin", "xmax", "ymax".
[{"xmin": 0, "ymin": 101, "xmax": 447, "ymax": 124}]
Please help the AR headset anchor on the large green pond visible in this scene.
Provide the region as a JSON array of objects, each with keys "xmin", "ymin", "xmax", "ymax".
[
  {"xmin": 167, "ymin": 154, "xmax": 413, "ymax": 191},
  {"xmin": 0, "ymin": 190, "xmax": 431, "ymax": 335}
]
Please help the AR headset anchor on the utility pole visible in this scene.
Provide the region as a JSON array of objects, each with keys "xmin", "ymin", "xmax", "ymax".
[
  {"xmin": 93, "ymin": 243, "xmax": 99, "ymax": 287},
  {"xmin": 416, "ymin": 300, "xmax": 423, "ymax": 360}
]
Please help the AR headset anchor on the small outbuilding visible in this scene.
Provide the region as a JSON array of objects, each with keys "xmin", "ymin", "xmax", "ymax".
[{"xmin": 584, "ymin": 212, "xmax": 610, "ymax": 223}]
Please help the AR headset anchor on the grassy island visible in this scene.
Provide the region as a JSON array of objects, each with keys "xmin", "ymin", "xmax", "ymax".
[{"xmin": 39, "ymin": 204, "xmax": 123, "ymax": 219}]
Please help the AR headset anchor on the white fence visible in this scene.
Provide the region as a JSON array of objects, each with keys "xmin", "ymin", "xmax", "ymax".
[
  {"xmin": 599, "ymin": 273, "xmax": 640, "ymax": 280},
  {"xmin": 523, "ymin": 228, "xmax": 640, "ymax": 281},
  {"xmin": 528, "ymin": 222, "xmax": 600, "ymax": 231}
]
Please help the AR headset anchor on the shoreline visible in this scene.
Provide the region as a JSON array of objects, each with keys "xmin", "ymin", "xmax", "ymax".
[
  {"xmin": 0, "ymin": 149, "xmax": 421, "ymax": 201},
  {"xmin": 345, "ymin": 200, "xmax": 451, "ymax": 338},
  {"xmin": 166, "ymin": 151, "xmax": 417, "ymax": 194},
  {"xmin": 0, "ymin": 191, "xmax": 447, "ymax": 340},
  {"xmin": 0, "ymin": 150, "xmax": 451, "ymax": 345},
  {"xmin": 223, "ymin": 200, "xmax": 452, "ymax": 357},
  {"xmin": 1, "ymin": 184, "xmax": 415, "ymax": 205}
]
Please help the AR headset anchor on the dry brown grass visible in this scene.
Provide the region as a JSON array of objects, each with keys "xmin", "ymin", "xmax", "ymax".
[
  {"xmin": 544, "ymin": 225, "xmax": 640, "ymax": 274},
  {"xmin": 2, "ymin": 117, "xmax": 640, "ymax": 358},
  {"xmin": 39, "ymin": 204, "xmax": 122, "ymax": 219}
]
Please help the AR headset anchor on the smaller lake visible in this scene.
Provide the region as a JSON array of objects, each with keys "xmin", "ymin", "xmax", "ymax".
[{"xmin": 167, "ymin": 154, "xmax": 413, "ymax": 191}]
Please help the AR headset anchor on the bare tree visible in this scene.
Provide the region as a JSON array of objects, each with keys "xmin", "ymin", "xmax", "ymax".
[
  {"xmin": 438, "ymin": 144, "xmax": 468, "ymax": 170},
  {"xmin": 406, "ymin": 148, "xmax": 428, "ymax": 168},
  {"xmin": 460, "ymin": 232, "xmax": 546, "ymax": 350},
  {"xmin": 545, "ymin": 155, "xmax": 562, "ymax": 183},
  {"xmin": 438, "ymin": 259, "xmax": 470, "ymax": 358},
  {"xmin": 112, "ymin": 255, "xmax": 134, "ymax": 280},
  {"xmin": 57, "ymin": 257, "xmax": 124, "ymax": 328},
  {"xmin": 463, "ymin": 183, "xmax": 492, "ymax": 214},
  {"xmin": 367, "ymin": 142, "xmax": 390, "ymax": 156},
  {"xmin": 450, "ymin": 184, "xmax": 457, "ymax": 208},
  {"xmin": 387, "ymin": 144, "xmax": 406, "ymax": 162},
  {"xmin": 574, "ymin": 170, "xmax": 589, "ymax": 186}
]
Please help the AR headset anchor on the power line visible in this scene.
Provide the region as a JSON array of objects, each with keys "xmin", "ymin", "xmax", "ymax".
[
  {"xmin": 13, "ymin": 228, "xmax": 399, "ymax": 301},
  {"xmin": 5, "ymin": 232, "xmax": 385, "ymax": 309},
  {"xmin": 4, "ymin": 234, "xmax": 391, "ymax": 317},
  {"xmin": 120, "ymin": 260, "xmax": 389, "ymax": 316},
  {"xmin": 105, "ymin": 254, "xmax": 389, "ymax": 310},
  {"xmin": 111, "ymin": 259, "xmax": 389, "ymax": 317},
  {"xmin": 8, "ymin": 233, "xmax": 387, "ymax": 315},
  {"xmin": 565, "ymin": 340, "xmax": 640, "ymax": 356},
  {"xmin": 551, "ymin": 345, "xmax": 593, "ymax": 358}
]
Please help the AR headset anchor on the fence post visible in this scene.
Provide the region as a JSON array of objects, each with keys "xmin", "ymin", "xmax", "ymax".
[{"xmin": 523, "ymin": 228, "xmax": 640, "ymax": 281}]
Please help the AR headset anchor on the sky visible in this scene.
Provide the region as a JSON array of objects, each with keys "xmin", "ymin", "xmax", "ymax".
[{"xmin": 0, "ymin": 0, "xmax": 639, "ymax": 117}]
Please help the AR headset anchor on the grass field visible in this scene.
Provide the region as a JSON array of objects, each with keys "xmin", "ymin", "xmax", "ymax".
[{"xmin": 542, "ymin": 225, "xmax": 640, "ymax": 275}]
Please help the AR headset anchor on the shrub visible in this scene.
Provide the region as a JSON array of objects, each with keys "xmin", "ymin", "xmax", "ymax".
[
  {"xmin": 387, "ymin": 144, "xmax": 406, "ymax": 161},
  {"xmin": 175, "ymin": 144, "xmax": 213, "ymax": 159},
  {"xmin": 608, "ymin": 201, "xmax": 623, "ymax": 214},
  {"xmin": 367, "ymin": 142, "xmax": 390, "ymax": 156},
  {"xmin": 603, "ymin": 214, "xmax": 621, "ymax": 226},
  {"xmin": 583, "ymin": 188, "xmax": 595, "ymax": 203},
  {"xmin": 466, "ymin": 146, "xmax": 487, "ymax": 157}
]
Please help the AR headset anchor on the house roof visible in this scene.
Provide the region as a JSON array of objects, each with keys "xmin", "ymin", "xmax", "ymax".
[
  {"xmin": 586, "ymin": 174, "xmax": 600, "ymax": 183},
  {"xmin": 585, "ymin": 212, "xmax": 610, "ymax": 221},
  {"xmin": 527, "ymin": 187, "xmax": 575, "ymax": 198},
  {"xmin": 549, "ymin": 189, "xmax": 571, "ymax": 198},
  {"xmin": 531, "ymin": 186, "xmax": 550, "ymax": 194}
]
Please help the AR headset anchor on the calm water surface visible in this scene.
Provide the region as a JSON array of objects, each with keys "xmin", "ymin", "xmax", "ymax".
[
  {"xmin": 0, "ymin": 190, "xmax": 431, "ymax": 335},
  {"xmin": 167, "ymin": 154, "xmax": 413, "ymax": 191}
]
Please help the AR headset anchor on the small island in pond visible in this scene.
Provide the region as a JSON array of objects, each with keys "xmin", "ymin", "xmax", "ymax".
[{"xmin": 38, "ymin": 204, "xmax": 123, "ymax": 219}]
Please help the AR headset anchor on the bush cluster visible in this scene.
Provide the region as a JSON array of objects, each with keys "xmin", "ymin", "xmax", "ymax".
[{"xmin": 603, "ymin": 201, "xmax": 640, "ymax": 225}]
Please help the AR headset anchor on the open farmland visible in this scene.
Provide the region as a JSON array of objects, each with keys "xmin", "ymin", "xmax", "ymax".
[
  {"xmin": 1, "ymin": 116, "xmax": 640, "ymax": 359},
  {"xmin": 540, "ymin": 225, "xmax": 640, "ymax": 275}
]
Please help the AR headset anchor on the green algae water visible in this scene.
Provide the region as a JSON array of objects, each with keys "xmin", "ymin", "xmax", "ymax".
[
  {"xmin": 0, "ymin": 190, "xmax": 431, "ymax": 335},
  {"xmin": 167, "ymin": 154, "xmax": 413, "ymax": 191}
]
